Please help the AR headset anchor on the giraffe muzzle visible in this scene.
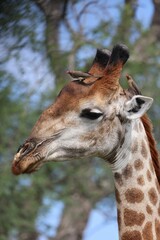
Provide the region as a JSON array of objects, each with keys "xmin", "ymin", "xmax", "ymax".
[
  {"xmin": 12, "ymin": 140, "xmax": 38, "ymax": 175},
  {"xmin": 17, "ymin": 140, "xmax": 36, "ymax": 157},
  {"xmin": 12, "ymin": 137, "xmax": 56, "ymax": 175}
]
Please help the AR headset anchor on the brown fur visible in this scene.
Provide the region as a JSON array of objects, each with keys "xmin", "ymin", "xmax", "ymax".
[
  {"xmin": 134, "ymin": 159, "xmax": 144, "ymax": 170},
  {"xmin": 114, "ymin": 172, "xmax": 123, "ymax": 186},
  {"xmin": 137, "ymin": 175, "xmax": 145, "ymax": 186},
  {"xmin": 124, "ymin": 208, "xmax": 145, "ymax": 226},
  {"xmin": 123, "ymin": 164, "xmax": 133, "ymax": 179},
  {"xmin": 155, "ymin": 219, "xmax": 160, "ymax": 239},
  {"xmin": 141, "ymin": 114, "xmax": 160, "ymax": 184},
  {"xmin": 146, "ymin": 204, "xmax": 153, "ymax": 215},
  {"xmin": 147, "ymin": 169, "xmax": 152, "ymax": 182},
  {"xmin": 122, "ymin": 230, "xmax": 142, "ymax": 240},
  {"xmin": 148, "ymin": 187, "xmax": 158, "ymax": 206},
  {"xmin": 125, "ymin": 188, "xmax": 144, "ymax": 203},
  {"xmin": 142, "ymin": 222, "xmax": 153, "ymax": 240}
]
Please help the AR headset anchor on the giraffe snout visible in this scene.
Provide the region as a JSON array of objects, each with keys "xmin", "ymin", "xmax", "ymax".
[
  {"xmin": 17, "ymin": 140, "xmax": 36, "ymax": 157},
  {"xmin": 12, "ymin": 138, "xmax": 45, "ymax": 175}
]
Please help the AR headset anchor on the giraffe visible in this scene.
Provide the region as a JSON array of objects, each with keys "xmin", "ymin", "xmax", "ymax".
[{"xmin": 12, "ymin": 44, "xmax": 160, "ymax": 240}]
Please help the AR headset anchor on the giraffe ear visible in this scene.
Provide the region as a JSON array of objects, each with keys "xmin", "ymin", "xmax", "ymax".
[{"xmin": 124, "ymin": 95, "xmax": 153, "ymax": 120}]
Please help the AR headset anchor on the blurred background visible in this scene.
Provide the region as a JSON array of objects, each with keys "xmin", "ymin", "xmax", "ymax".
[{"xmin": 0, "ymin": 0, "xmax": 160, "ymax": 239}]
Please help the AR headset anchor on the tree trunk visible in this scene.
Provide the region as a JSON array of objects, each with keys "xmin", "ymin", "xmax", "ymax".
[
  {"xmin": 151, "ymin": 0, "xmax": 160, "ymax": 40},
  {"xmin": 52, "ymin": 194, "xmax": 92, "ymax": 240},
  {"xmin": 34, "ymin": 0, "xmax": 70, "ymax": 86},
  {"xmin": 17, "ymin": 231, "xmax": 39, "ymax": 240},
  {"xmin": 113, "ymin": 0, "xmax": 138, "ymax": 43},
  {"xmin": 51, "ymin": 161, "xmax": 112, "ymax": 240},
  {"xmin": 131, "ymin": 0, "xmax": 160, "ymax": 61},
  {"xmin": 52, "ymin": 179, "xmax": 112, "ymax": 240}
]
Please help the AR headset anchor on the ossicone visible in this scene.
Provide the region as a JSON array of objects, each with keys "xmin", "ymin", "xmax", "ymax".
[{"xmin": 108, "ymin": 44, "xmax": 130, "ymax": 66}]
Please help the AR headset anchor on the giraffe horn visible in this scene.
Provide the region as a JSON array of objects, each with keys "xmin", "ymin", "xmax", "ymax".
[
  {"xmin": 82, "ymin": 49, "xmax": 111, "ymax": 84},
  {"xmin": 89, "ymin": 48, "xmax": 111, "ymax": 75},
  {"xmin": 67, "ymin": 49, "xmax": 111, "ymax": 84},
  {"xmin": 108, "ymin": 44, "xmax": 129, "ymax": 67},
  {"xmin": 102, "ymin": 44, "xmax": 129, "ymax": 88}
]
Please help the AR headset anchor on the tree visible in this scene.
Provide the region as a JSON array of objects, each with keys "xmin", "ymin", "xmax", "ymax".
[{"xmin": 0, "ymin": 1, "xmax": 49, "ymax": 239}]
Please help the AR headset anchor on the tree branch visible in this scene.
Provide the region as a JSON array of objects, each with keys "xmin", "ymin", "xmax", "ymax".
[{"xmin": 151, "ymin": 0, "xmax": 160, "ymax": 40}]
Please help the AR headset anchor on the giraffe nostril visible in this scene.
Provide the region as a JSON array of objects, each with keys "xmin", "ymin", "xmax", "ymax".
[
  {"xmin": 17, "ymin": 144, "xmax": 23, "ymax": 153},
  {"xmin": 18, "ymin": 141, "xmax": 36, "ymax": 156}
]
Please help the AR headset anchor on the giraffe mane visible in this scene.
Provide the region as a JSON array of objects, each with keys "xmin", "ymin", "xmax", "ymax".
[{"xmin": 141, "ymin": 114, "xmax": 160, "ymax": 185}]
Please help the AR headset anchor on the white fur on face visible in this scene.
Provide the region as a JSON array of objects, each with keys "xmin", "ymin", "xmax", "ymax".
[{"xmin": 43, "ymin": 97, "xmax": 125, "ymax": 163}]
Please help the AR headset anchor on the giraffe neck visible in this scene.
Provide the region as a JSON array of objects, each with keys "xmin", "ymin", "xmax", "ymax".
[{"xmin": 112, "ymin": 119, "xmax": 160, "ymax": 240}]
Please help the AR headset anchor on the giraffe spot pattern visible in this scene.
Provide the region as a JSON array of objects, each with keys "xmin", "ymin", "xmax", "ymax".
[
  {"xmin": 146, "ymin": 204, "xmax": 153, "ymax": 215},
  {"xmin": 146, "ymin": 169, "xmax": 152, "ymax": 182},
  {"xmin": 124, "ymin": 208, "xmax": 145, "ymax": 226},
  {"xmin": 122, "ymin": 164, "xmax": 132, "ymax": 180},
  {"xmin": 122, "ymin": 230, "xmax": 142, "ymax": 240},
  {"xmin": 141, "ymin": 140, "xmax": 148, "ymax": 159},
  {"xmin": 134, "ymin": 159, "xmax": 144, "ymax": 171},
  {"xmin": 142, "ymin": 222, "xmax": 153, "ymax": 240},
  {"xmin": 148, "ymin": 187, "xmax": 158, "ymax": 206},
  {"xmin": 114, "ymin": 172, "xmax": 123, "ymax": 186},
  {"xmin": 155, "ymin": 219, "xmax": 160, "ymax": 240},
  {"xmin": 131, "ymin": 140, "xmax": 138, "ymax": 154},
  {"xmin": 137, "ymin": 175, "xmax": 145, "ymax": 186},
  {"xmin": 125, "ymin": 188, "xmax": 144, "ymax": 203}
]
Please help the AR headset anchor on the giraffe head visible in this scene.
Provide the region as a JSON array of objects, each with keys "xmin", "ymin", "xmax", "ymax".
[{"xmin": 12, "ymin": 44, "xmax": 153, "ymax": 175}]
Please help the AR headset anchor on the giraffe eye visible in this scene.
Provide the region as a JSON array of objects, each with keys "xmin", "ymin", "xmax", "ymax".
[{"xmin": 80, "ymin": 108, "xmax": 103, "ymax": 120}]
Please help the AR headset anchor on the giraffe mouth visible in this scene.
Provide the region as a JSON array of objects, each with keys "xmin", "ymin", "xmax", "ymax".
[
  {"xmin": 12, "ymin": 157, "xmax": 43, "ymax": 175},
  {"xmin": 12, "ymin": 132, "xmax": 63, "ymax": 175},
  {"xmin": 12, "ymin": 139, "xmax": 45, "ymax": 175},
  {"xmin": 11, "ymin": 150, "xmax": 44, "ymax": 175}
]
